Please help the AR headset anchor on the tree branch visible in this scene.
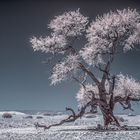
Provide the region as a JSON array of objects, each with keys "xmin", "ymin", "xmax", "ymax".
[
  {"xmin": 78, "ymin": 62, "xmax": 100, "ymax": 86},
  {"xmin": 72, "ymin": 76, "xmax": 86, "ymax": 89},
  {"xmin": 101, "ymin": 34, "xmax": 118, "ymax": 86},
  {"xmin": 114, "ymin": 95, "xmax": 140, "ymax": 111},
  {"xmin": 109, "ymin": 76, "xmax": 116, "ymax": 110},
  {"xmin": 119, "ymin": 102, "xmax": 134, "ymax": 111},
  {"xmin": 34, "ymin": 102, "xmax": 91, "ymax": 130},
  {"xmin": 101, "ymin": 52, "xmax": 115, "ymax": 85}
]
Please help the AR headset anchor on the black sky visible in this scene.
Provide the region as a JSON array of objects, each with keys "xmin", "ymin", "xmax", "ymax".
[{"xmin": 0, "ymin": 0, "xmax": 140, "ymax": 113}]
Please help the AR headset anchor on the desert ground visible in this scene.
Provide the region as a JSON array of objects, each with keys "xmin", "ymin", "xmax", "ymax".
[{"xmin": 0, "ymin": 111, "xmax": 140, "ymax": 140}]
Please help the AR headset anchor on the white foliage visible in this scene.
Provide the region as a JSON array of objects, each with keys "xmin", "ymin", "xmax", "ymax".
[
  {"xmin": 76, "ymin": 84, "xmax": 99, "ymax": 108},
  {"xmin": 114, "ymin": 74, "xmax": 140, "ymax": 99},
  {"xmin": 30, "ymin": 8, "xmax": 140, "ymax": 106},
  {"xmin": 50, "ymin": 55, "xmax": 80, "ymax": 85},
  {"xmin": 30, "ymin": 9, "xmax": 88, "ymax": 54},
  {"xmin": 30, "ymin": 34, "xmax": 67, "ymax": 54},
  {"xmin": 124, "ymin": 23, "xmax": 140, "ymax": 51},
  {"xmin": 80, "ymin": 8, "xmax": 140, "ymax": 66},
  {"xmin": 80, "ymin": 39, "xmax": 106, "ymax": 66},
  {"xmin": 77, "ymin": 74, "xmax": 140, "ymax": 108},
  {"xmin": 49, "ymin": 9, "xmax": 88, "ymax": 37}
]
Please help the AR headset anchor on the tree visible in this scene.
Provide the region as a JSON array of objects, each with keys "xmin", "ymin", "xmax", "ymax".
[{"xmin": 30, "ymin": 8, "xmax": 140, "ymax": 128}]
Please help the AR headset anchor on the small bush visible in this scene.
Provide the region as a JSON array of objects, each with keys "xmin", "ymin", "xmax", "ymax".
[
  {"xmin": 128, "ymin": 113, "xmax": 136, "ymax": 116},
  {"xmin": 2, "ymin": 113, "xmax": 12, "ymax": 118},
  {"xmin": 36, "ymin": 116, "xmax": 43, "ymax": 119},
  {"xmin": 25, "ymin": 115, "xmax": 33, "ymax": 119},
  {"xmin": 43, "ymin": 113, "xmax": 51, "ymax": 116}
]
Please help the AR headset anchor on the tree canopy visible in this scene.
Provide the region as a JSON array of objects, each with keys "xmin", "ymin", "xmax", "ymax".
[{"xmin": 30, "ymin": 8, "xmax": 140, "ymax": 127}]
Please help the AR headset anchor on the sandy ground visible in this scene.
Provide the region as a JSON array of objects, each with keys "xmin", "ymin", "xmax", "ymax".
[{"xmin": 0, "ymin": 112, "xmax": 140, "ymax": 140}]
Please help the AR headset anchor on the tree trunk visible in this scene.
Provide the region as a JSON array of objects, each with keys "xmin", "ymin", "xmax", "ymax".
[
  {"xmin": 98, "ymin": 85, "xmax": 120, "ymax": 127},
  {"xmin": 99, "ymin": 104, "xmax": 120, "ymax": 127}
]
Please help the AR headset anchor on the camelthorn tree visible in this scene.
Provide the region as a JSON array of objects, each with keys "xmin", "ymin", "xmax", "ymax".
[{"xmin": 31, "ymin": 8, "xmax": 140, "ymax": 128}]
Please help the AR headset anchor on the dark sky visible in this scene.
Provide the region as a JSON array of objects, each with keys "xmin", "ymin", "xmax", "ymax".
[{"xmin": 1, "ymin": 0, "xmax": 140, "ymax": 113}]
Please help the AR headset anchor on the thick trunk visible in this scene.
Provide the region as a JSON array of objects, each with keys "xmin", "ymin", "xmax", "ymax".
[
  {"xmin": 98, "ymin": 84, "xmax": 120, "ymax": 127},
  {"xmin": 99, "ymin": 104, "xmax": 120, "ymax": 127}
]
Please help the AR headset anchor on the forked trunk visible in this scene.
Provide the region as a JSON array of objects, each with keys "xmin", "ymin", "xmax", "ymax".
[{"xmin": 99, "ymin": 104, "xmax": 120, "ymax": 127}]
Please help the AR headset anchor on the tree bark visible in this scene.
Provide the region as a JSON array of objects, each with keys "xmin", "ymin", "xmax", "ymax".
[{"xmin": 99, "ymin": 103, "xmax": 120, "ymax": 127}]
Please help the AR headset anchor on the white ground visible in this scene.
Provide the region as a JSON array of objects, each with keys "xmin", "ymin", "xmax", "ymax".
[{"xmin": 0, "ymin": 111, "xmax": 140, "ymax": 140}]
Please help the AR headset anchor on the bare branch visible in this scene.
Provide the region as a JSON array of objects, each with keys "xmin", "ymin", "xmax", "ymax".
[
  {"xmin": 95, "ymin": 65, "xmax": 110, "ymax": 76},
  {"xmin": 35, "ymin": 102, "xmax": 91, "ymax": 130},
  {"xmin": 72, "ymin": 76, "xmax": 86, "ymax": 89},
  {"xmin": 101, "ymin": 53, "xmax": 114, "ymax": 85},
  {"xmin": 109, "ymin": 76, "xmax": 116, "ymax": 110},
  {"xmin": 119, "ymin": 102, "xmax": 134, "ymax": 111},
  {"xmin": 101, "ymin": 37, "xmax": 118, "ymax": 86},
  {"xmin": 114, "ymin": 95, "xmax": 140, "ymax": 111},
  {"xmin": 78, "ymin": 62, "xmax": 100, "ymax": 86}
]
